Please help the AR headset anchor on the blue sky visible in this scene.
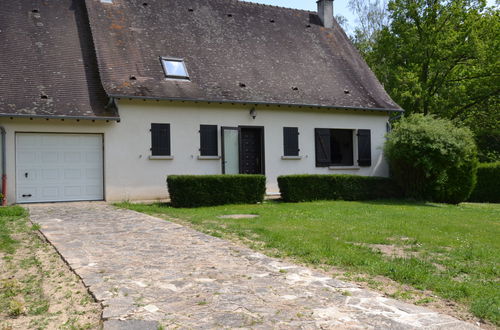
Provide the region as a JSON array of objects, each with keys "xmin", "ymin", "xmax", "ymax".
[
  {"xmin": 244, "ymin": 0, "xmax": 355, "ymax": 28},
  {"xmin": 244, "ymin": 0, "xmax": 497, "ymax": 33}
]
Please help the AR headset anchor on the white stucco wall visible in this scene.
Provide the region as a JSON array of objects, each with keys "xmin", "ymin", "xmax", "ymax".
[{"xmin": 0, "ymin": 100, "xmax": 390, "ymax": 203}]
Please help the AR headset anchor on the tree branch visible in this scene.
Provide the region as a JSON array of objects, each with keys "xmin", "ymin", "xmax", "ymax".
[
  {"xmin": 446, "ymin": 74, "xmax": 500, "ymax": 82},
  {"xmin": 451, "ymin": 89, "xmax": 500, "ymax": 119}
]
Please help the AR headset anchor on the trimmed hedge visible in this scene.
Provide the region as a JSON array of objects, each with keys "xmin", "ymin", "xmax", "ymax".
[
  {"xmin": 278, "ymin": 174, "xmax": 401, "ymax": 202},
  {"xmin": 167, "ymin": 175, "xmax": 266, "ymax": 207},
  {"xmin": 468, "ymin": 162, "xmax": 500, "ymax": 203}
]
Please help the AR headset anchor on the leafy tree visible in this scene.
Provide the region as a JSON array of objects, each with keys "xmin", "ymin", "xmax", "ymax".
[
  {"xmin": 335, "ymin": 14, "xmax": 349, "ymax": 30},
  {"xmin": 385, "ymin": 114, "xmax": 478, "ymax": 203},
  {"xmin": 351, "ymin": 0, "xmax": 499, "ymax": 159},
  {"xmin": 475, "ymin": 128, "xmax": 500, "ymax": 162},
  {"xmin": 348, "ymin": 0, "xmax": 390, "ymax": 54},
  {"xmin": 370, "ymin": 0, "xmax": 498, "ymax": 115}
]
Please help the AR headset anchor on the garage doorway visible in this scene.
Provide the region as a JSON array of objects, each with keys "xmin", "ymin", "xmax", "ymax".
[{"xmin": 16, "ymin": 133, "xmax": 104, "ymax": 203}]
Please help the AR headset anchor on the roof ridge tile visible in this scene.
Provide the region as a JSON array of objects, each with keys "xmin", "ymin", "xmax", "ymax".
[{"xmin": 233, "ymin": 0, "xmax": 315, "ymax": 14}]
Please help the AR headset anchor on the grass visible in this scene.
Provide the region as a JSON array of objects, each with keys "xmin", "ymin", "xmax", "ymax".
[
  {"xmin": 0, "ymin": 206, "xmax": 49, "ymax": 319},
  {"xmin": 0, "ymin": 206, "xmax": 27, "ymax": 254},
  {"xmin": 117, "ymin": 200, "xmax": 500, "ymax": 325},
  {"xmin": 0, "ymin": 206, "xmax": 101, "ymax": 329}
]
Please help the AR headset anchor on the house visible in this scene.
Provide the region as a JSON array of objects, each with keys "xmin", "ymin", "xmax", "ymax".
[{"xmin": 0, "ymin": 0, "xmax": 402, "ymax": 204}]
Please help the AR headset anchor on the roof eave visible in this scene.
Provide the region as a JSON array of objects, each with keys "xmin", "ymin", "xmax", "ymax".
[
  {"xmin": 0, "ymin": 113, "xmax": 121, "ymax": 122},
  {"xmin": 111, "ymin": 94, "xmax": 404, "ymax": 113}
]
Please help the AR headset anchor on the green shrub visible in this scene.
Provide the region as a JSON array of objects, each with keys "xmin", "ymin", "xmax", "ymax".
[
  {"xmin": 385, "ymin": 114, "xmax": 478, "ymax": 204},
  {"xmin": 475, "ymin": 129, "xmax": 500, "ymax": 163},
  {"xmin": 468, "ymin": 162, "xmax": 500, "ymax": 203},
  {"xmin": 167, "ymin": 175, "xmax": 266, "ymax": 208},
  {"xmin": 278, "ymin": 174, "xmax": 401, "ymax": 202}
]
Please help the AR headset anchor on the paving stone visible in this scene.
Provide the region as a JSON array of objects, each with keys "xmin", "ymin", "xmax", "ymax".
[
  {"xmin": 28, "ymin": 203, "xmax": 479, "ymax": 329},
  {"xmin": 103, "ymin": 319, "xmax": 159, "ymax": 330},
  {"xmin": 218, "ymin": 214, "xmax": 259, "ymax": 219}
]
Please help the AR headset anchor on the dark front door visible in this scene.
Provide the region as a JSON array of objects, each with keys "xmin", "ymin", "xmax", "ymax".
[{"xmin": 239, "ymin": 127, "xmax": 264, "ymax": 174}]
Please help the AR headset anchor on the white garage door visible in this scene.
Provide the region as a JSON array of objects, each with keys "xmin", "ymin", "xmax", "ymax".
[{"xmin": 16, "ymin": 133, "xmax": 104, "ymax": 203}]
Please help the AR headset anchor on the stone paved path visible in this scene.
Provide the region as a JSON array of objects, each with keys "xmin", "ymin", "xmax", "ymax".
[{"xmin": 28, "ymin": 203, "xmax": 477, "ymax": 329}]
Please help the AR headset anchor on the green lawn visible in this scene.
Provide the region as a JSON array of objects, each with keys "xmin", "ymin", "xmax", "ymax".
[
  {"xmin": 0, "ymin": 206, "xmax": 27, "ymax": 254},
  {"xmin": 117, "ymin": 200, "xmax": 500, "ymax": 325}
]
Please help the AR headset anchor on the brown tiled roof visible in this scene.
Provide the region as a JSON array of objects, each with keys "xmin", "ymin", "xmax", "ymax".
[
  {"xmin": 85, "ymin": 0, "xmax": 402, "ymax": 112},
  {"xmin": 0, "ymin": 0, "xmax": 118, "ymax": 120}
]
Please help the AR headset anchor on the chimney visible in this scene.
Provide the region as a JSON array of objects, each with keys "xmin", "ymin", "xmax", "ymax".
[{"xmin": 317, "ymin": 0, "xmax": 334, "ymax": 28}]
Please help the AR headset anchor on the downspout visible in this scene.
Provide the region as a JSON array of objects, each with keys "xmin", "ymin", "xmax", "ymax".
[
  {"xmin": 105, "ymin": 97, "xmax": 116, "ymax": 110},
  {"xmin": 387, "ymin": 113, "xmax": 404, "ymax": 132},
  {"xmin": 0, "ymin": 126, "xmax": 6, "ymax": 206}
]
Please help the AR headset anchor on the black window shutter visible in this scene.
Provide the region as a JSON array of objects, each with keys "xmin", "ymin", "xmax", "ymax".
[
  {"xmin": 283, "ymin": 127, "xmax": 299, "ymax": 156},
  {"xmin": 315, "ymin": 128, "xmax": 331, "ymax": 167},
  {"xmin": 200, "ymin": 125, "xmax": 218, "ymax": 156},
  {"xmin": 151, "ymin": 123, "xmax": 170, "ymax": 156},
  {"xmin": 357, "ymin": 129, "xmax": 371, "ymax": 166}
]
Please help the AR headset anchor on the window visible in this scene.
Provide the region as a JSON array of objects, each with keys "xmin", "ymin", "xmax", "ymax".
[
  {"xmin": 199, "ymin": 125, "xmax": 218, "ymax": 156},
  {"xmin": 283, "ymin": 127, "xmax": 299, "ymax": 156},
  {"xmin": 331, "ymin": 129, "xmax": 353, "ymax": 166},
  {"xmin": 161, "ymin": 57, "xmax": 189, "ymax": 79},
  {"xmin": 315, "ymin": 128, "xmax": 371, "ymax": 167},
  {"xmin": 151, "ymin": 123, "xmax": 171, "ymax": 156}
]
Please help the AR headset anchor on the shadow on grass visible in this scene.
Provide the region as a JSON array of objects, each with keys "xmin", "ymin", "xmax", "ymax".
[
  {"xmin": 151, "ymin": 202, "xmax": 172, "ymax": 208},
  {"xmin": 362, "ymin": 199, "xmax": 443, "ymax": 208},
  {"xmin": 119, "ymin": 199, "xmax": 444, "ymax": 210},
  {"xmin": 146, "ymin": 201, "xmax": 275, "ymax": 209},
  {"xmin": 273, "ymin": 198, "xmax": 441, "ymax": 208}
]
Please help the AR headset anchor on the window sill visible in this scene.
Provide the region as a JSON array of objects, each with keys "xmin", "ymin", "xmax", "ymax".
[
  {"xmin": 164, "ymin": 77, "xmax": 191, "ymax": 82},
  {"xmin": 328, "ymin": 166, "xmax": 360, "ymax": 170},
  {"xmin": 281, "ymin": 156, "xmax": 302, "ymax": 160},
  {"xmin": 149, "ymin": 155, "xmax": 174, "ymax": 160},
  {"xmin": 197, "ymin": 156, "xmax": 221, "ymax": 160}
]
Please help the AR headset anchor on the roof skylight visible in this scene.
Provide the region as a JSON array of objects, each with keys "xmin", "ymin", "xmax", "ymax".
[{"xmin": 161, "ymin": 57, "xmax": 189, "ymax": 80}]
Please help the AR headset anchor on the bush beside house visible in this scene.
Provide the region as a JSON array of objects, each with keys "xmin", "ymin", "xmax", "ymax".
[
  {"xmin": 475, "ymin": 129, "xmax": 500, "ymax": 163},
  {"xmin": 468, "ymin": 162, "xmax": 500, "ymax": 203},
  {"xmin": 278, "ymin": 174, "xmax": 401, "ymax": 202},
  {"xmin": 167, "ymin": 175, "xmax": 266, "ymax": 208},
  {"xmin": 385, "ymin": 114, "xmax": 478, "ymax": 204}
]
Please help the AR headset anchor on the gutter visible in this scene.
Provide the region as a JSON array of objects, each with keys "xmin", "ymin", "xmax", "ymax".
[
  {"xmin": 110, "ymin": 94, "xmax": 405, "ymax": 113},
  {"xmin": 0, "ymin": 126, "xmax": 6, "ymax": 206},
  {"xmin": 0, "ymin": 113, "xmax": 120, "ymax": 122},
  {"xmin": 389, "ymin": 113, "xmax": 404, "ymax": 121}
]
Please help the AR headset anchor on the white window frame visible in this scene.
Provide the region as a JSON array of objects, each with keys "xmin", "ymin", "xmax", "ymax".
[
  {"xmin": 328, "ymin": 129, "xmax": 361, "ymax": 170},
  {"xmin": 315, "ymin": 128, "xmax": 364, "ymax": 169},
  {"xmin": 160, "ymin": 57, "xmax": 190, "ymax": 80}
]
